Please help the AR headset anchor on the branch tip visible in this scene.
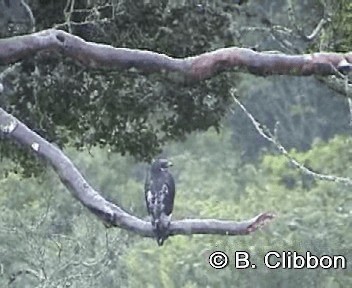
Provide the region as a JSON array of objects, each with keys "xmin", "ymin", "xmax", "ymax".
[{"xmin": 246, "ymin": 212, "xmax": 275, "ymax": 233}]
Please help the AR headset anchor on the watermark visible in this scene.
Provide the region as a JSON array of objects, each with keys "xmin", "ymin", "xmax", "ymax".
[
  {"xmin": 264, "ymin": 251, "xmax": 347, "ymax": 269},
  {"xmin": 207, "ymin": 250, "xmax": 347, "ymax": 270},
  {"xmin": 208, "ymin": 251, "xmax": 229, "ymax": 269}
]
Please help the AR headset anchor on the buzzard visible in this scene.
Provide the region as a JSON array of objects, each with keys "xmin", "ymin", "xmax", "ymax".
[{"xmin": 145, "ymin": 159, "xmax": 175, "ymax": 246}]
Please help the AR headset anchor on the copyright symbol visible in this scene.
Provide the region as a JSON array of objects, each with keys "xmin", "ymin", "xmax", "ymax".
[{"xmin": 208, "ymin": 251, "xmax": 229, "ymax": 269}]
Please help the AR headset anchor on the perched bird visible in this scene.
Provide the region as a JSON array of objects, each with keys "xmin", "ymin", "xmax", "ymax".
[{"xmin": 145, "ymin": 158, "xmax": 175, "ymax": 246}]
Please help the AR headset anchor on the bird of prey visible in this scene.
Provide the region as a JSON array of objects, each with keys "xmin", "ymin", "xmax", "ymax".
[{"xmin": 145, "ymin": 158, "xmax": 175, "ymax": 246}]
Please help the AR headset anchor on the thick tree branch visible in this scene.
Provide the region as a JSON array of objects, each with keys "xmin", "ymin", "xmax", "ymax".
[
  {"xmin": 0, "ymin": 107, "xmax": 274, "ymax": 239},
  {"xmin": 1, "ymin": 29, "xmax": 352, "ymax": 82}
]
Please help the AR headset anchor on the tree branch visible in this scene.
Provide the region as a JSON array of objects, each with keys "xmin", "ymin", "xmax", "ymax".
[
  {"xmin": 306, "ymin": 18, "xmax": 329, "ymax": 41},
  {"xmin": 9, "ymin": 268, "xmax": 45, "ymax": 285},
  {"xmin": 231, "ymin": 91, "xmax": 352, "ymax": 186},
  {"xmin": 316, "ymin": 75, "xmax": 352, "ymax": 98},
  {"xmin": 0, "ymin": 107, "xmax": 274, "ymax": 239},
  {"xmin": 1, "ymin": 29, "xmax": 352, "ymax": 82},
  {"xmin": 287, "ymin": 0, "xmax": 328, "ymax": 42}
]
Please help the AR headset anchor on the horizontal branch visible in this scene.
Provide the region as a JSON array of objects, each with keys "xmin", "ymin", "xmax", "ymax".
[
  {"xmin": 0, "ymin": 107, "xmax": 274, "ymax": 239},
  {"xmin": 1, "ymin": 29, "xmax": 352, "ymax": 82},
  {"xmin": 169, "ymin": 213, "xmax": 274, "ymax": 236}
]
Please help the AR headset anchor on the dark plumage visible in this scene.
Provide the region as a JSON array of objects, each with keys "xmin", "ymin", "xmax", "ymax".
[{"xmin": 145, "ymin": 159, "xmax": 175, "ymax": 246}]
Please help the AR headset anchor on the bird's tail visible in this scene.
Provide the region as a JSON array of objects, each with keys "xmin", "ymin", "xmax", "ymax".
[{"xmin": 153, "ymin": 219, "xmax": 169, "ymax": 246}]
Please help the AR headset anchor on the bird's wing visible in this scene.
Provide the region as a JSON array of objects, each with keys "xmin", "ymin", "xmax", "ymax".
[
  {"xmin": 144, "ymin": 167, "xmax": 150, "ymax": 192},
  {"xmin": 161, "ymin": 173, "xmax": 175, "ymax": 216},
  {"xmin": 144, "ymin": 169, "xmax": 153, "ymax": 215}
]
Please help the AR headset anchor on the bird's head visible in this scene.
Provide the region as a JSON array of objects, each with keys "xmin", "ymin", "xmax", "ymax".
[{"xmin": 151, "ymin": 158, "xmax": 173, "ymax": 173}]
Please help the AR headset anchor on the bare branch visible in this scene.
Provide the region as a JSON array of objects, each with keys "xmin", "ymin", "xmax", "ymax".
[
  {"xmin": 0, "ymin": 107, "xmax": 274, "ymax": 239},
  {"xmin": 63, "ymin": 0, "xmax": 76, "ymax": 33},
  {"xmin": 20, "ymin": 0, "xmax": 36, "ymax": 32},
  {"xmin": 231, "ymin": 91, "xmax": 352, "ymax": 186},
  {"xmin": 306, "ymin": 18, "xmax": 329, "ymax": 41},
  {"xmin": 169, "ymin": 213, "xmax": 274, "ymax": 236},
  {"xmin": 9, "ymin": 268, "xmax": 45, "ymax": 285},
  {"xmin": 287, "ymin": 0, "xmax": 328, "ymax": 41},
  {"xmin": 1, "ymin": 29, "xmax": 352, "ymax": 82}
]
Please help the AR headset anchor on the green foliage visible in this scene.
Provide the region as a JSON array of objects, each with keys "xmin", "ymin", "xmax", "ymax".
[
  {"xmin": 230, "ymin": 75, "xmax": 350, "ymax": 161},
  {"xmin": 1, "ymin": 125, "xmax": 352, "ymax": 287},
  {"xmin": 325, "ymin": 0, "xmax": 352, "ymax": 52},
  {"xmin": 1, "ymin": 0, "xmax": 237, "ymax": 172},
  {"xmin": 2, "ymin": 0, "xmax": 350, "ymax": 174},
  {"xmin": 0, "ymin": 151, "xmax": 135, "ymax": 287},
  {"xmin": 1, "ymin": 1, "xmax": 352, "ymax": 287},
  {"xmin": 120, "ymin": 132, "xmax": 352, "ymax": 287}
]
